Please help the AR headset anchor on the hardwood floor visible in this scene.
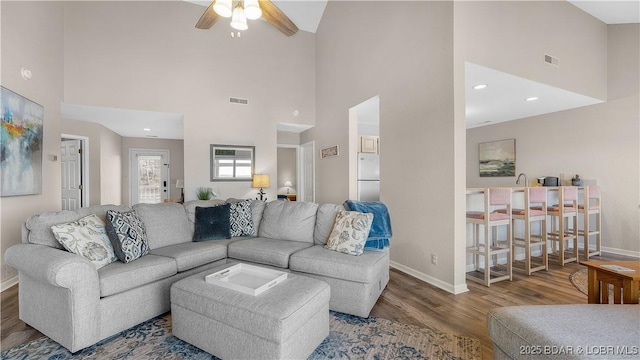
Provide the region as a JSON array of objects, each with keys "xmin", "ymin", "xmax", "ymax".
[{"xmin": 1, "ymin": 253, "xmax": 634, "ymax": 359}]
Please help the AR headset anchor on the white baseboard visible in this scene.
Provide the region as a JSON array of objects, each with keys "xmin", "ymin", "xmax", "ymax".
[
  {"xmin": 390, "ymin": 261, "xmax": 468, "ymax": 294},
  {"xmin": 601, "ymin": 246, "xmax": 640, "ymax": 259},
  {"xmin": 1, "ymin": 276, "xmax": 18, "ymax": 292}
]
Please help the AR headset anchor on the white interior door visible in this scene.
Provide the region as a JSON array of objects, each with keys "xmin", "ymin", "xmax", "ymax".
[
  {"xmin": 61, "ymin": 139, "xmax": 82, "ymax": 210},
  {"xmin": 130, "ymin": 149, "xmax": 170, "ymax": 205},
  {"xmin": 300, "ymin": 141, "xmax": 315, "ymax": 202}
]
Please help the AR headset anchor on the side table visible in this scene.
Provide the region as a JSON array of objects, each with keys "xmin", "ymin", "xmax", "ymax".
[{"xmin": 580, "ymin": 260, "xmax": 640, "ymax": 304}]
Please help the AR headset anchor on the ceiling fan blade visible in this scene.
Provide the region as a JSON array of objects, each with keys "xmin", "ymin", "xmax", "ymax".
[
  {"xmin": 195, "ymin": 1, "xmax": 220, "ymax": 30},
  {"xmin": 259, "ymin": 0, "xmax": 298, "ymax": 36}
]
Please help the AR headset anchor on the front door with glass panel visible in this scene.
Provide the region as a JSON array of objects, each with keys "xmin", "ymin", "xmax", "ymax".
[{"xmin": 130, "ymin": 149, "xmax": 170, "ymax": 205}]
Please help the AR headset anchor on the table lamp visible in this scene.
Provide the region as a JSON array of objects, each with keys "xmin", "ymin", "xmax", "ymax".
[
  {"xmin": 176, "ymin": 179, "xmax": 184, "ymax": 203},
  {"xmin": 284, "ymin": 180, "xmax": 292, "ymax": 194},
  {"xmin": 252, "ymin": 174, "xmax": 270, "ymax": 201}
]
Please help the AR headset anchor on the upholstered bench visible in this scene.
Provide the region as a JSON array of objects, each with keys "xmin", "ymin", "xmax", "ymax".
[
  {"xmin": 171, "ymin": 263, "xmax": 330, "ymax": 359},
  {"xmin": 487, "ymin": 304, "xmax": 640, "ymax": 359}
]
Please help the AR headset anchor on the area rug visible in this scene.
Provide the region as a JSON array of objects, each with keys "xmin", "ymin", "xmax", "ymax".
[
  {"xmin": 569, "ymin": 268, "xmax": 589, "ymax": 295},
  {"xmin": 1, "ymin": 311, "xmax": 481, "ymax": 360}
]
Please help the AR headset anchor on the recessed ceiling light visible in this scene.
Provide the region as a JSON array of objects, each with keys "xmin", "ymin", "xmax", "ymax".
[
  {"xmin": 143, "ymin": 128, "xmax": 151, "ymax": 131},
  {"xmin": 525, "ymin": 97, "xmax": 539, "ymax": 102},
  {"xmin": 473, "ymin": 84, "xmax": 488, "ymax": 90}
]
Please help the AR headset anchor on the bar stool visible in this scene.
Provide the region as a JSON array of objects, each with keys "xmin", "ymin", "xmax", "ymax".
[
  {"xmin": 511, "ymin": 187, "xmax": 548, "ymax": 275},
  {"xmin": 466, "ymin": 187, "xmax": 512, "ymax": 287},
  {"xmin": 546, "ymin": 186, "xmax": 578, "ymax": 266},
  {"xmin": 578, "ymin": 185, "xmax": 601, "ymax": 259}
]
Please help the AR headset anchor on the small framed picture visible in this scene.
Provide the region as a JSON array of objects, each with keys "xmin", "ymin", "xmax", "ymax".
[
  {"xmin": 479, "ymin": 138, "xmax": 516, "ymax": 177},
  {"xmin": 320, "ymin": 145, "xmax": 339, "ymax": 159}
]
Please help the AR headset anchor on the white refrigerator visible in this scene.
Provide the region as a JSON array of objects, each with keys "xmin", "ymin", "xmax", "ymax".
[{"xmin": 357, "ymin": 153, "xmax": 380, "ymax": 201}]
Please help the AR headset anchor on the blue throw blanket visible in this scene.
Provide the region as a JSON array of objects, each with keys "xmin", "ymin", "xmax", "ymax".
[{"xmin": 344, "ymin": 200, "xmax": 392, "ymax": 250}]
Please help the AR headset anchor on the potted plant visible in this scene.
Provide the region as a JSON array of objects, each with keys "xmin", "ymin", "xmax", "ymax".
[{"xmin": 196, "ymin": 187, "xmax": 214, "ymax": 200}]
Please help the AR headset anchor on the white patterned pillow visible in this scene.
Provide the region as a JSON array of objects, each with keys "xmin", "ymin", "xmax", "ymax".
[
  {"xmin": 229, "ymin": 199, "xmax": 255, "ymax": 237},
  {"xmin": 51, "ymin": 214, "xmax": 118, "ymax": 269},
  {"xmin": 105, "ymin": 210, "xmax": 150, "ymax": 263},
  {"xmin": 325, "ymin": 211, "xmax": 373, "ymax": 256}
]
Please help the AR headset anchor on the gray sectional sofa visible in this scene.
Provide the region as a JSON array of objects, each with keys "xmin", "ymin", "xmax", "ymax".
[{"xmin": 5, "ymin": 199, "xmax": 390, "ymax": 353}]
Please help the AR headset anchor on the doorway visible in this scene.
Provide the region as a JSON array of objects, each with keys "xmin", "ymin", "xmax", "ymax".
[
  {"xmin": 349, "ymin": 96, "xmax": 380, "ymax": 201},
  {"xmin": 61, "ymin": 135, "xmax": 89, "ymax": 210},
  {"xmin": 129, "ymin": 149, "xmax": 170, "ymax": 205},
  {"xmin": 277, "ymin": 145, "xmax": 299, "ymax": 201}
]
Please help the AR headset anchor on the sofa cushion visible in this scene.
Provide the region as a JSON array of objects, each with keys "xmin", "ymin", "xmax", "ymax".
[
  {"xmin": 325, "ymin": 211, "xmax": 373, "ymax": 256},
  {"xmin": 76, "ymin": 204, "xmax": 132, "ymax": 224},
  {"xmin": 250, "ymin": 200, "xmax": 266, "ymax": 235},
  {"xmin": 289, "ymin": 245, "xmax": 388, "ymax": 283},
  {"xmin": 105, "ymin": 210, "xmax": 150, "ymax": 263},
  {"xmin": 51, "ymin": 214, "xmax": 117, "ymax": 269},
  {"xmin": 150, "ymin": 242, "xmax": 227, "ymax": 272},
  {"xmin": 228, "ymin": 238, "xmax": 313, "ymax": 268},
  {"xmin": 133, "ymin": 203, "xmax": 192, "ymax": 249},
  {"xmin": 184, "ymin": 199, "xmax": 227, "ymax": 234},
  {"xmin": 314, "ymin": 204, "xmax": 344, "ymax": 245},
  {"xmin": 25, "ymin": 210, "xmax": 82, "ymax": 249},
  {"xmin": 193, "ymin": 204, "xmax": 231, "ymax": 241},
  {"xmin": 258, "ymin": 201, "xmax": 318, "ymax": 243},
  {"xmin": 98, "ymin": 254, "xmax": 177, "ymax": 297}
]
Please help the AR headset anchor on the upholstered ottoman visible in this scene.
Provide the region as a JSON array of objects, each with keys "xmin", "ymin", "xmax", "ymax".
[
  {"xmin": 171, "ymin": 264, "xmax": 330, "ymax": 360},
  {"xmin": 487, "ymin": 304, "xmax": 640, "ymax": 359}
]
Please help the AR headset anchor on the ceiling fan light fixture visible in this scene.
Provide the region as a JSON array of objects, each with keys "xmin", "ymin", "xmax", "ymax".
[
  {"xmin": 230, "ymin": 2, "xmax": 248, "ymax": 31},
  {"xmin": 244, "ymin": 0, "xmax": 262, "ymax": 20},
  {"xmin": 213, "ymin": 0, "xmax": 233, "ymax": 18}
]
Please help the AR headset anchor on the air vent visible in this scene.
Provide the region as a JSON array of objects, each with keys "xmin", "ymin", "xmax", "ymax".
[
  {"xmin": 230, "ymin": 97, "xmax": 248, "ymax": 105},
  {"xmin": 544, "ymin": 54, "xmax": 559, "ymax": 67}
]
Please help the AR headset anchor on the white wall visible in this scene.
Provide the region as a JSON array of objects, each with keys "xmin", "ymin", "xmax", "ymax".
[
  {"xmin": 303, "ymin": 1, "xmax": 462, "ymax": 292},
  {"xmin": 277, "ymin": 131, "xmax": 300, "ymax": 145},
  {"xmin": 1, "ymin": 1, "xmax": 65, "ymax": 287},
  {"xmin": 121, "ymin": 137, "xmax": 184, "ymax": 205},
  {"xmin": 454, "ymin": 1, "xmax": 608, "ymax": 101},
  {"xmin": 62, "ymin": 1, "xmax": 316, "ymax": 202},
  {"xmin": 466, "ymin": 24, "xmax": 640, "ymax": 255}
]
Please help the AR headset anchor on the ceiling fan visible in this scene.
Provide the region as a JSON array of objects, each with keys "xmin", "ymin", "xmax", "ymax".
[{"xmin": 196, "ymin": 0, "xmax": 298, "ymax": 36}]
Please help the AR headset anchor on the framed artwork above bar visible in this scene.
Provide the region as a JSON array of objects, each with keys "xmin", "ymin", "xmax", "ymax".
[{"xmin": 479, "ymin": 138, "xmax": 516, "ymax": 177}]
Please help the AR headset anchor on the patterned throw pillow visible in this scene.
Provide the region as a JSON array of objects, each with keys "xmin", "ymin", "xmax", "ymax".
[
  {"xmin": 105, "ymin": 210, "xmax": 150, "ymax": 263},
  {"xmin": 325, "ymin": 211, "xmax": 374, "ymax": 256},
  {"xmin": 229, "ymin": 199, "xmax": 254, "ymax": 237},
  {"xmin": 51, "ymin": 214, "xmax": 118, "ymax": 269},
  {"xmin": 193, "ymin": 204, "xmax": 232, "ymax": 241}
]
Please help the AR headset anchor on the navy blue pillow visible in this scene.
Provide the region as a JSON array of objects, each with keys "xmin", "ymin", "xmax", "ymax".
[{"xmin": 193, "ymin": 204, "xmax": 231, "ymax": 241}]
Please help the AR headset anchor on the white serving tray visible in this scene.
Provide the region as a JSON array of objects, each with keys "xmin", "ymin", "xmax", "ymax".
[{"xmin": 205, "ymin": 263, "xmax": 287, "ymax": 296}]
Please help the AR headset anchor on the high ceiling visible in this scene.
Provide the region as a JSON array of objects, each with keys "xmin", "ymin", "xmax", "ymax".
[
  {"xmin": 66, "ymin": 1, "xmax": 638, "ymax": 138},
  {"xmin": 568, "ymin": 0, "xmax": 640, "ymax": 24},
  {"xmin": 185, "ymin": 0, "xmax": 328, "ymax": 33}
]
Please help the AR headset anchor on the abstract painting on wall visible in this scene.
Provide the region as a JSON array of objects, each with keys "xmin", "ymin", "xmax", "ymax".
[
  {"xmin": 1, "ymin": 87, "xmax": 44, "ymax": 196},
  {"xmin": 479, "ymin": 139, "xmax": 516, "ymax": 177}
]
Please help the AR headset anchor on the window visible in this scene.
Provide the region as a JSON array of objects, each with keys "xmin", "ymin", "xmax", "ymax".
[{"xmin": 210, "ymin": 145, "xmax": 255, "ymax": 181}]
